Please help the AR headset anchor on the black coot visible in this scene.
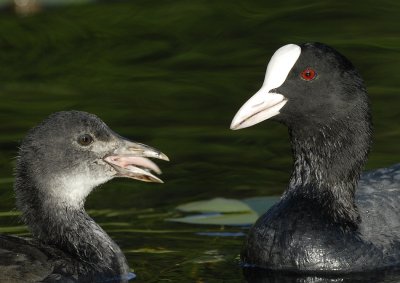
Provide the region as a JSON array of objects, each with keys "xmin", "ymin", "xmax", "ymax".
[{"xmin": 231, "ymin": 43, "xmax": 400, "ymax": 273}]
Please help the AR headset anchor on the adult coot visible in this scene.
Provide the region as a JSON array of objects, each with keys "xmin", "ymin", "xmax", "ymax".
[
  {"xmin": 230, "ymin": 43, "xmax": 400, "ymax": 273},
  {"xmin": 0, "ymin": 111, "xmax": 168, "ymax": 282}
]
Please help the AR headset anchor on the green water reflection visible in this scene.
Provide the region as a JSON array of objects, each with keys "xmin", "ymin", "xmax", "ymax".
[{"xmin": 0, "ymin": 1, "xmax": 399, "ymax": 282}]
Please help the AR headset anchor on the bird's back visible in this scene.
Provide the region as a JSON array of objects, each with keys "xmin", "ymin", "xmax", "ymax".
[
  {"xmin": 357, "ymin": 163, "xmax": 400, "ymax": 260},
  {"xmin": 0, "ymin": 234, "xmax": 77, "ymax": 282}
]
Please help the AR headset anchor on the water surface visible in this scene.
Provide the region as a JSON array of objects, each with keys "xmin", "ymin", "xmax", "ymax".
[{"xmin": 0, "ymin": 1, "xmax": 399, "ymax": 282}]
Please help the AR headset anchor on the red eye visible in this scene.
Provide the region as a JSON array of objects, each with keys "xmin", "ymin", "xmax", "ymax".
[{"xmin": 300, "ymin": 68, "xmax": 317, "ymax": 81}]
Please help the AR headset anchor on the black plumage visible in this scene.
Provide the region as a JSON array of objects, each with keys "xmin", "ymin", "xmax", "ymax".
[{"xmin": 231, "ymin": 43, "xmax": 400, "ymax": 273}]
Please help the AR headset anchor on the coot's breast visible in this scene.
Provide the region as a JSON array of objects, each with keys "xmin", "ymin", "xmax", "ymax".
[{"xmin": 242, "ymin": 198, "xmax": 385, "ymax": 272}]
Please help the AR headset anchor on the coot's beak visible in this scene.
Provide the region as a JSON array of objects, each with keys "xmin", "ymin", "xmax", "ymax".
[
  {"xmin": 230, "ymin": 88, "xmax": 288, "ymax": 130},
  {"xmin": 104, "ymin": 139, "xmax": 169, "ymax": 183},
  {"xmin": 230, "ymin": 44, "xmax": 301, "ymax": 130}
]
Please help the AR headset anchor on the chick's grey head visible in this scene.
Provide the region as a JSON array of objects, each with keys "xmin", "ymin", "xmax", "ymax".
[{"xmin": 15, "ymin": 111, "xmax": 168, "ymax": 209}]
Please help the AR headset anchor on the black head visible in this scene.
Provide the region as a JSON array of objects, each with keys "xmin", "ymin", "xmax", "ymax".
[
  {"xmin": 275, "ymin": 43, "xmax": 367, "ymax": 128},
  {"xmin": 15, "ymin": 110, "xmax": 168, "ymax": 210},
  {"xmin": 230, "ymin": 43, "xmax": 372, "ymax": 227},
  {"xmin": 230, "ymin": 42, "xmax": 369, "ymax": 131}
]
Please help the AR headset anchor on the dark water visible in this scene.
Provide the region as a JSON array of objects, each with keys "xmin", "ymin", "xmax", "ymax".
[{"xmin": 0, "ymin": 1, "xmax": 399, "ymax": 282}]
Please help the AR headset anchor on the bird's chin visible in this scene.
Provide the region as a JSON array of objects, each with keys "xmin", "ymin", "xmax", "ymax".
[{"xmin": 104, "ymin": 156, "xmax": 164, "ymax": 183}]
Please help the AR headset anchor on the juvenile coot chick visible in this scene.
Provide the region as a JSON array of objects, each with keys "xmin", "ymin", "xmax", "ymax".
[
  {"xmin": 0, "ymin": 111, "xmax": 168, "ymax": 282},
  {"xmin": 230, "ymin": 43, "xmax": 400, "ymax": 273}
]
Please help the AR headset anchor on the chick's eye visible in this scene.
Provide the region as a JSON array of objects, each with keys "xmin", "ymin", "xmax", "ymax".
[
  {"xmin": 300, "ymin": 68, "xmax": 317, "ymax": 81},
  {"xmin": 77, "ymin": 134, "xmax": 93, "ymax": 146}
]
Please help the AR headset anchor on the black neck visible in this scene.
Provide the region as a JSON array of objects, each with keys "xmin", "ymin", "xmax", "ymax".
[
  {"xmin": 284, "ymin": 111, "xmax": 372, "ymax": 229},
  {"xmin": 14, "ymin": 169, "xmax": 129, "ymax": 278}
]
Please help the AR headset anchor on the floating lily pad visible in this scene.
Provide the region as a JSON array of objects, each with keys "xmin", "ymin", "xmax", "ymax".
[
  {"xmin": 243, "ymin": 196, "xmax": 280, "ymax": 215},
  {"xmin": 167, "ymin": 211, "xmax": 258, "ymax": 226},
  {"xmin": 176, "ymin": 197, "xmax": 254, "ymax": 213},
  {"xmin": 168, "ymin": 196, "xmax": 281, "ymax": 226}
]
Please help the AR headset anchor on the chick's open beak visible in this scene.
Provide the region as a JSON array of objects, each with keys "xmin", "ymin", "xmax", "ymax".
[{"xmin": 104, "ymin": 140, "xmax": 169, "ymax": 183}]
